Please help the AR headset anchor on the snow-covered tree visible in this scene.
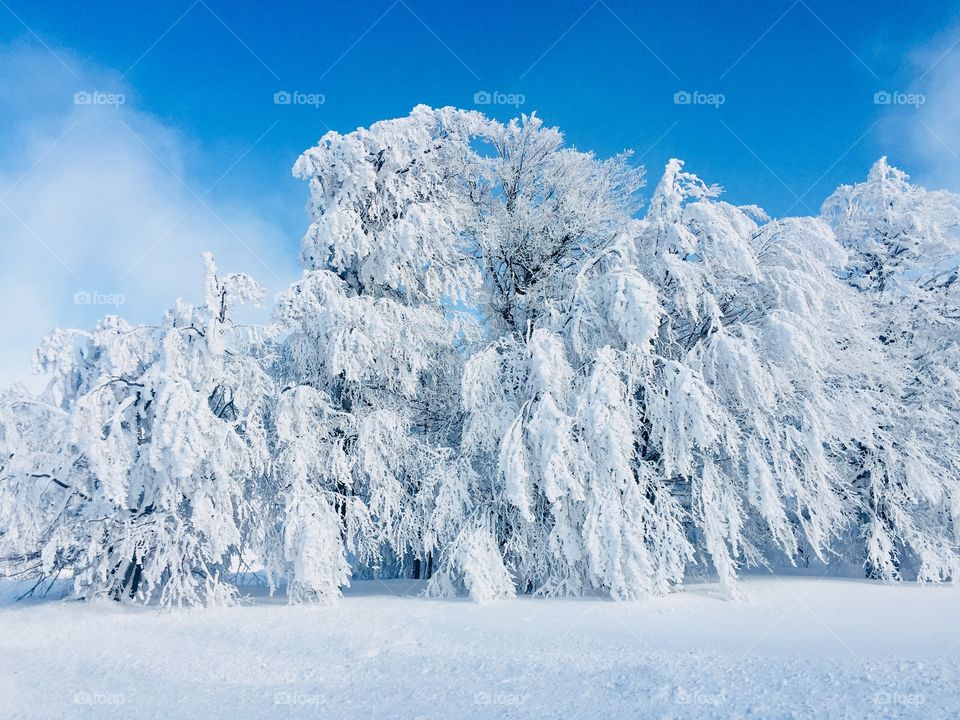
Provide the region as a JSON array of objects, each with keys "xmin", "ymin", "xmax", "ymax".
[
  {"xmin": 630, "ymin": 160, "xmax": 894, "ymax": 591},
  {"xmin": 0, "ymin": 254, "xmax": 273, "ymax": 605},
  {"xmin": 823, "ymin": 159, "xmax": 960, "ymax": 581},
  {"xmin": 272, "ymin": 106, "xmax": 491, "ymax": 599},
  {"xmin": 288, "ymin": 106, "xmax": 662, "ymax": 601},
  {"xmin": 425, "ymin": 115, "xmax": 679, "ymax": 600}
]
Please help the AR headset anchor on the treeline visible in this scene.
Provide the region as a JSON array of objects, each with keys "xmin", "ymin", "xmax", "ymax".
[{"xmin": 1, "ymin": 107, "xmax": 958, "ymax": 606}]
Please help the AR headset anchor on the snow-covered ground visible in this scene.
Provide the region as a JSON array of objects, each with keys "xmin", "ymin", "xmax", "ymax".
[{"xmin": 1, "ymin": 576, "xmax": 957, "ymax": 719}]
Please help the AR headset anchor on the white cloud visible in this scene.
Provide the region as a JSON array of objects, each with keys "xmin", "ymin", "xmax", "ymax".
[
  {"xmin": 0, "ymin": 42, "xmax": 299, "ymax": 388},
  {"xmin": 878, "ymin": 27, "xmax": 960, "ymax": 191}
]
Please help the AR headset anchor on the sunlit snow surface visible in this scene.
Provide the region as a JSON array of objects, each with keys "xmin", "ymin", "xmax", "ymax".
[{"xmin": 1, "ymin": 576, "xmax": 957, "ymax": 719}]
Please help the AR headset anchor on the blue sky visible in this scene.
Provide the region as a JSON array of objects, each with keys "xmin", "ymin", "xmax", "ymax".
[{"xmin": 1, "ymin": 0, "xmax": 960, "ymax": 384}]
